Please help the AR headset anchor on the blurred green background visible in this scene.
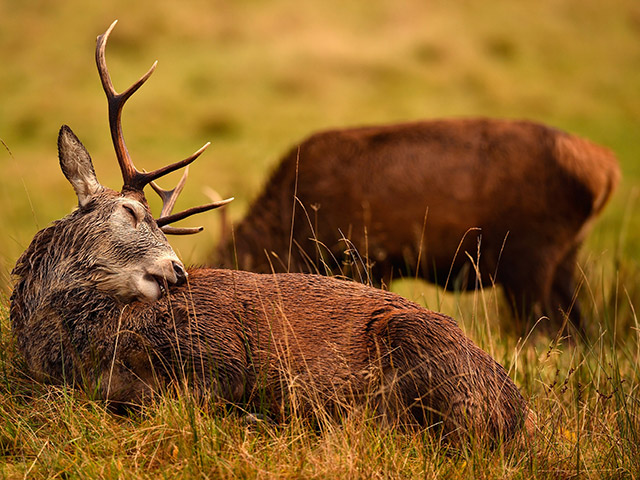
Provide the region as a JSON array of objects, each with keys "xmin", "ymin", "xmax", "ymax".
[{"xmin": 2, "ymin": 0, "xmax": 639, "ymax": 306}]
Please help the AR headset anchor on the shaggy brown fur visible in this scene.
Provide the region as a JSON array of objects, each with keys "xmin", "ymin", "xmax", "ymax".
[
  {"xmin": 11, "ymin": 126, "xmax": 532, "ymax": 445},
  {"xmin": 214, "ymin": 118, "xmax": 620, "ymax": 332}
]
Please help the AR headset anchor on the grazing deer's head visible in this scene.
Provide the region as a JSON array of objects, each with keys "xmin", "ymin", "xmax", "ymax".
[{"xmin": 47, "ymin": 20, "xmax": 232, "ymax": 303}]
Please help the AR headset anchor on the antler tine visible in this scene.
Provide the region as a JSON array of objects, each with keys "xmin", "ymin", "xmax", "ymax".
[
  {"xmin": 151, "ymin": 164, "xmax": 234, "ymax": 235},
  {"xmin": 140, "ymin": 142, "xmax": 211, "ymax": 187},
  {"xmin": 96, "ymin": 20, "xmax": 158, "ymax": 190},
  {"xmin": 161, "ymin": 226, "xmax": 205, "ymax": 235},
  {"xmin": 150, "ymin": 166, "xmax": 190, "ymax": 218},
  {"xmin": 156, "ymin": 197, "xmax": 234, "ymax": 228}
]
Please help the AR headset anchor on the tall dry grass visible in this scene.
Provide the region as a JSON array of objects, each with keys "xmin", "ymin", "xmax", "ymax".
[{"xmin": 1, "ymin": 223, "xmax": 639, "ymax": 478}]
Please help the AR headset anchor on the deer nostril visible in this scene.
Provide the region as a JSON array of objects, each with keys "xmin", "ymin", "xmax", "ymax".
[{"xmin": 173, "ymin": 262, "xmax": 187, "ymax": 285}]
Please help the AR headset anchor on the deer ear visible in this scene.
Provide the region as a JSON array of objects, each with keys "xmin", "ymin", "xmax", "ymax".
[{"xmin": 58, "ymin": 125, "xmax": 103, "ymax": 207}]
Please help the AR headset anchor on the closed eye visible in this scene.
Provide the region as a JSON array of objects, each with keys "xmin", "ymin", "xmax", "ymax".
[{"xmin": 123, "ymin": 204, "xmax": 139, "ymax": 227}]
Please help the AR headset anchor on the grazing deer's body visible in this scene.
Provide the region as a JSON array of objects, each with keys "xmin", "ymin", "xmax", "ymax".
[
  {"xmin": 215, "ymin": 119, "xmax": 620, "ymax": 331},
  {"xmin": 10, "ymin": 22, "xmax": 532, "ymax": 445}
]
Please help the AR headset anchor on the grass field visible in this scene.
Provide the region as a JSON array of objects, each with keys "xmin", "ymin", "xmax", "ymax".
[{"xmin": 1, "ymin": 0, "xmax": 639, "ymax": 477}]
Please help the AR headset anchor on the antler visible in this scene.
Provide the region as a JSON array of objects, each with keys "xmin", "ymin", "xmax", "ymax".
[
  {"xmin": 96, "ymin": 20, "xmax": 208, "ymax": 192},
  {"xmin": 96, "ymin": 20, "xmax": 233, "ymax": 234},
  {"xmin": 151, "ymin": 167, "xmax": 234, "ymax": 235}
]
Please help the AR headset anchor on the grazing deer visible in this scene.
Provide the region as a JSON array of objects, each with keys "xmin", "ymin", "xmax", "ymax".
[
  {"xmin": 10, "ymin": 21, "xmax": 533, "ymax": 445},
  {"xmin": 214, "ymin": 118, "xmax": 620, "ymax": 333}
]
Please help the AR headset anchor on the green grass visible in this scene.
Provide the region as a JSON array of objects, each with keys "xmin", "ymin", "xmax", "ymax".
[{"xmin": 1, "ymin": 0, "xmax": 640, "ymax": 477}]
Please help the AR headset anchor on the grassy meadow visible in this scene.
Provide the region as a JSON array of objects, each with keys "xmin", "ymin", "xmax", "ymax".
[{"xmin": 1, "ymin": 0, "xmax": 639, "ymax": 477}]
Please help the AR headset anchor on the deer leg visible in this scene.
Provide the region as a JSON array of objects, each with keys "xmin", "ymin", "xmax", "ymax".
[
  {"xmin": 94, "ymin": 362, "xmax": 157, "ymax": 411},
  {"xmin": 499, "ymin": 255, "xmax": 555, "ymax": 335},
  {"xmin": 549, "ymin": 247, "xmax": 584, "ymax": 336}
]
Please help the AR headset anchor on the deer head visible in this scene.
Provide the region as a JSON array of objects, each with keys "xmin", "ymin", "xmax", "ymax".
[{"xmin": 49, "ymin": 20, "xmax": 231, "ymax": 303}]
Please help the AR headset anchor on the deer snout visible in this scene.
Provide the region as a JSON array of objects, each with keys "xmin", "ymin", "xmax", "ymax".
[
  {"xmin": 173, "ymin": 261, "xmax": 187, "ymax": 285},
  {"xmin": 141, "ymin": 256, "xmax": 186, "ymax": 298}
]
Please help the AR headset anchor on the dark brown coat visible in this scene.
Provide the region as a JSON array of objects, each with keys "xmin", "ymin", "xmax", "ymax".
[{"xmin": 215, "ymin": 118, "xmax": 620, "ymax": 331}]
